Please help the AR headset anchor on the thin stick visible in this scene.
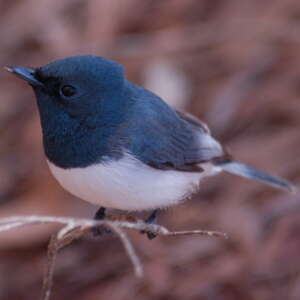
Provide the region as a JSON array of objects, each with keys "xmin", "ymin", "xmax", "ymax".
[
  {"xmin": 41, "ymin": 235, "xmax": 58, "ymax": 300},
  {"xmin": 0, "ymin": 215, "xmax": 228, "ymax": 300},
  {"xmin": 41, "ymin": 225, "xmax": 87, "ymax": 300},
  {"xmin": 164, "ymin": 229, "xmax": 228, "ymax": 239},
  {"xmin": 108, "ymin": 223, "xmax": 143, "ymax": 278}
]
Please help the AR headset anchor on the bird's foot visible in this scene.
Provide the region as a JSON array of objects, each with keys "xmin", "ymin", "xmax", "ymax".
[
  {"xmin": 140, "ymin": 209, "xmax": 160, "ymax": 240},
  {"xmin": 92, "ymin": 207, "xmax": 112, "ymax": 237},
  {"xmin": 92, "ymin": 207, "xmax": 160, "ymax": 240}
]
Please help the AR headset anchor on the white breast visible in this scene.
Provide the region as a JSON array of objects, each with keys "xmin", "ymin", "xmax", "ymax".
[{"xmin": 47, "ymin": 153, "xmax": 221, "ymax": 211}]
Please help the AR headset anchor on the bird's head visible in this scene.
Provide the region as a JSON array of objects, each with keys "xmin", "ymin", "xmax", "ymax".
[{"xmin": 5, "ymin": 55, "xmax": 126, "ymax": 133}]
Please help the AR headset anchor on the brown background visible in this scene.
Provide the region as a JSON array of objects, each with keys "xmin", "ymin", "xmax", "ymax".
[{"xmin": 0, "ymin": 1, "xmax": 300, "ymax": 299}]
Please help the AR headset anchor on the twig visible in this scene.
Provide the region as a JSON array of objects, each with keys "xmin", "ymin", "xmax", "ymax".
[
  {"xmin": 41, "ymin": 225, "xmax": 85, "ymax": 300},
  {"xmin": 107, "ymin": 223, "xmax": 143, "ymax": 278},
  {"xmin": 41, "ymin": 235, "xmax": 58, "ymax": 300},
  {"xmin": 0, "ymin": 215, "xmax": 228, "ymax": 300},
  {"xmin": 164, "ymin": 229, "xmax": 228, "ymax": 239}
]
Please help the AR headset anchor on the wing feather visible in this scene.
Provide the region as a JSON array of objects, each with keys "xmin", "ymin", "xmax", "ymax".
[{"xmin": 125, "ymin": 85, "xmax": 225, "ymax": 172}]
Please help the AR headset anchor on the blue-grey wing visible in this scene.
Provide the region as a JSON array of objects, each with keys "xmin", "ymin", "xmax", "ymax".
[{"xmin": 125, "ymin": 86, "xmax": 225, "ymax": 172}]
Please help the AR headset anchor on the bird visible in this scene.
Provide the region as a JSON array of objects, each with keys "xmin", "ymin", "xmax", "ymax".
[{"xmin": 5, "ymin": 55, "xmax": 296, "ymax": 239}]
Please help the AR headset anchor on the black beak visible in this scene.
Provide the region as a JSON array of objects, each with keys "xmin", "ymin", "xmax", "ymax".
[{"xmin": 4, "ymin": 66, "xmax": 44, "ymax": 87}]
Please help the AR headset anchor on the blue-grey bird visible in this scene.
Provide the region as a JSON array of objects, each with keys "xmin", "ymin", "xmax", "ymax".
[{"xmin": 5, "ymin": 55, "xmax": 296, "ymax": 238}]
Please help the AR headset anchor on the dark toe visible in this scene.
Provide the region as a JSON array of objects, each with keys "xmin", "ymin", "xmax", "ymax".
[
  {"xmin": 146, "ymin": 231, "xmax": 157, "ymax": 240},
  {"xmin": 140, "ymin": 230, "xmax": 157, "ymax": 240},
  {"xmin": 92, "ymin": 226, "xmax": 112, "ymax": 237}
]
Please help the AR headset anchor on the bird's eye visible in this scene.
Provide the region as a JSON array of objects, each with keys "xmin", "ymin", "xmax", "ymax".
[{"xmin": 61, "ymin": 85, "xmax": 76, "ymax": 97}]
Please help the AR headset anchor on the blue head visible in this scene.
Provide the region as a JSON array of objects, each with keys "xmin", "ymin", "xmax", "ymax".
[
  {"xmin": 22, "ymin": 55, "xmax": 125, "ymax": 130},
  {"xmin": 7, "ymin": 55, "xmax": 129, "ymax": 167}
]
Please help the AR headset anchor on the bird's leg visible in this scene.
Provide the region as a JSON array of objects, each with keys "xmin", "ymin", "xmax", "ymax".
[
  {"xmin": 92, "ymin": 206, "xmax": 111, "ymax": 236},
  {"xmin": 94, "ymin": 206, "xmax": 106, "ymax": 220},
  {"xmin": 145, "ymin": 209, "xmax": 160, "ymax": 224},
  {"xmin": 141, "ymin": 209, "xmax": 160, "ymax": 240}
]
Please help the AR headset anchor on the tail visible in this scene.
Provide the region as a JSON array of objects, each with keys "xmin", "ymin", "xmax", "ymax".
[{"xmin": 215, "ymin": 160, "xmax": 297, "ymax": 193}]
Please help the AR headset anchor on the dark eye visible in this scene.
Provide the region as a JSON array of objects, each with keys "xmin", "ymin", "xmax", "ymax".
[{"xmin": 61, "ymin": 85, "xmax": 76, "ymax": 97}]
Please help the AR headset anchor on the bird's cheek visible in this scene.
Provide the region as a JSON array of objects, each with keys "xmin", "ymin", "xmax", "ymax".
[{"xmin": 84, "ymin": 117, "xmax": 99, "ymax": 129}]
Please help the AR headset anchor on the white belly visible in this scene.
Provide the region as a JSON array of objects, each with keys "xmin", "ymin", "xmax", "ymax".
[{"xmin": 47, "ymin": 153, "xmax": 221, "ymax": 211}]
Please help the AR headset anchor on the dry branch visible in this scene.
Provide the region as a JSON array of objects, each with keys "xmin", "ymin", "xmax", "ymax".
[{"xmin": 0, "ymin": 215, "xmax": 227, "ymax": 300}]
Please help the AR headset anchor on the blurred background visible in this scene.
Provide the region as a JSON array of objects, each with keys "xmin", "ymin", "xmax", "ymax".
[{"xmin": 0, "ymin": 0, "xmax": 300, "ymax": 299}]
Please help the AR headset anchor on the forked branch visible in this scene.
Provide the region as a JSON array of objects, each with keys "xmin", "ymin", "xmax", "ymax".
[{"xmin": 0, "ymin": 215, "xmax": 227, "ymax": 300}]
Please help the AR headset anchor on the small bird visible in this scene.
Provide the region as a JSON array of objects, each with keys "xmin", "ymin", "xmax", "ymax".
[{"xmin": 5, "ymin": 55, "xmax": 295, "ymax": 238}]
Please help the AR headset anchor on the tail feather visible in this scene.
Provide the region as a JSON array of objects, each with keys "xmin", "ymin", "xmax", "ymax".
[{"xmin": 216, "ymin": 160, "xmax": 297, "ymax": 193}]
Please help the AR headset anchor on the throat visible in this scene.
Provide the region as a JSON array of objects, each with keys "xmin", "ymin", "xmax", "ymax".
[
  {"xmin": 35, "ymin": 89, "xmax": 129, "ymax": 169},
  {"xmin": 43, "ymin": 125, "xmax": 123, "ymax": 169}
]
